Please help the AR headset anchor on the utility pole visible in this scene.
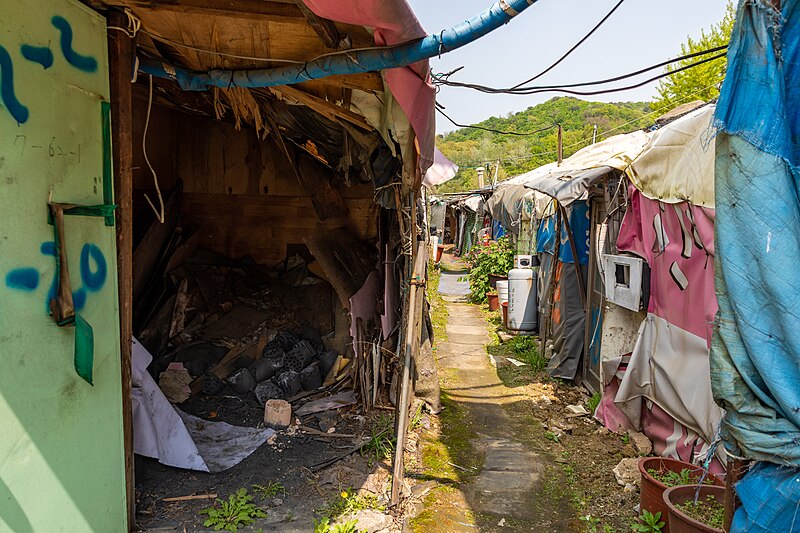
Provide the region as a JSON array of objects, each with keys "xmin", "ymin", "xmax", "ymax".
[
  {"xmin": 557, "ymin": 124, "xmax": 563, "ymax": 166},
  {"xmin": 592, "ymin": 124, "xmax": 598, "ymax": 144},
  {"xmin": 476, "ymin": 166, "xmax": 485, "ymax": 188}
]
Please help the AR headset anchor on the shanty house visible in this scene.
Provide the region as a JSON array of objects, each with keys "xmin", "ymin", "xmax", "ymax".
[{"xmin": 0, "ymin": 0, "xmax": 439, "ymax": 529}]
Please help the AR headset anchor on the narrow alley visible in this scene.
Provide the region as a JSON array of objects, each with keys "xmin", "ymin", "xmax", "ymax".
[{"xmin": 410, "ymin": 266, "xmax": 639, "ymax": 532}]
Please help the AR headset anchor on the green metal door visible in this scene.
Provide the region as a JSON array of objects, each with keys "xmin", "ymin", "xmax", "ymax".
[{"xmin": 0, "ymin": 0, "xmax": 127, "ymax": 531}]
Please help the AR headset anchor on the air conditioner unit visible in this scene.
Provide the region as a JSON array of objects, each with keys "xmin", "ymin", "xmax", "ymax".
[{"xmin": 603, "ymin": 254, "xmax": 646, "ymax": 312}]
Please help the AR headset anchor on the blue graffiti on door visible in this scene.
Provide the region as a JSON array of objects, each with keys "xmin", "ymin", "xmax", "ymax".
[
  {"xmin": 5, "ymin": 242, "xmax": 107, "ymax": 313},
  {"xmin": 0, "ymin": 15, "xmax": 98, "ymax": 124},
  {"xmin": 51, "ymin": 16, "xmax": 98, "ymax": 73},
  {"xmin": 0, "ymin": 45, "xmax": 29, "ymax": 124}
]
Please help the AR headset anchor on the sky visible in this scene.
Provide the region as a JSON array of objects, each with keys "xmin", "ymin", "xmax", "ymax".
[{"xmin": 405, "ymin": 0, "xmax": 730, "ymax": 134}]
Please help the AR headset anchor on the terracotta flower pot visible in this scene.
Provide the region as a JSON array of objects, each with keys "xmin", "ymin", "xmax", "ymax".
[
  {"xmin": 488, "ymin": 273, "xmax": 507, "ymax": 290},
  {"xmin": 436, "ymin": 244, "xmax": 444, "ymax": 263},
  {"xmin": 487, "ymin": 291, "xmax": 499, "ymax": 311},
  {"xmin": 501, "ymin": 301, "xmax": 509, "ymax": 328},
  {"xmin": 663, "ymin": 485, "xmax": 725, "ymax": 533},
  {"xmin": 639, "ymin": 457, "xmax": 724, "ymax": 533}
]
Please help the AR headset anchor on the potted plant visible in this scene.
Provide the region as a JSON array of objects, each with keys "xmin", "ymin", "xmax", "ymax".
[
  {"xmin": 487, "ymin": 291, "xmax": 499, "ymax": 311},
  {"xmin": 639, "ymin": 457, "xmax": 723, "ymax": 532},
  {"xmin": 488, "ymin": 272, "xmax": 507, "ymax": 290},
  {"xmin": 464, "ymin": 237, "xmax": 515, "ymax": 304},
  {"xmin": 663, "ymin": 485, "xmax": 725, "ymax": 533}
]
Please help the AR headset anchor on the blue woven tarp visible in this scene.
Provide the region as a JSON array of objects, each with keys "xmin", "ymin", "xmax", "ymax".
[
  {"xmin": 731, "ymin": 462, "xmax": 800, "ymax": 533},
  {"xmin": 712, "ymin": 0, "xmax": 800, "ymax": 467},
  {"xmin": 535, "ymin": 201, "xmax": 590, "ymax": 264}
]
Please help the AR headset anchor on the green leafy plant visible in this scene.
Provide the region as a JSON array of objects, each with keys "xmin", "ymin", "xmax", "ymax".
[
  {"xmin": 579, "ymin": 514, "xmax": 602, "ymax": 532},
  {"xmin": 545, "ymin": 431, "xmax": 561, "ymax": 443},
  {"xmin": 508, "ymin": 335, "xmax": 547, "ymax": 372},
  {"xmin": 646, "ymin": 468, "xmax": 715, "ymax": 488},
  {"xmin": 360, "ymin": 415, "xmax": 396, "ymax": 466},
  {"xmin": 252, "ymin": 481, "xmax": 286, "ymax": 499},
  {"xmin": 620, "ymin": 433, "xmax": 630, "ymax": 445},
  {"xmin": 200, "ymin": 489, "xmax": 266, "ymax": 532},
  {"xmin": 314, "ymin": 518, "xmax": 363, "ymax": 533},
  {"xmin": 586, "ymin": 392, "xmax": 601, "ymax": 415},
  {"xmin": 318, "ymin": 490, "xmax": 385, "ymax": 522},
  {"xmin": 631, "ymin": 510, "xmax": 665, "ymax": 533},
  {"xmin": 464, "ymin": 237, "xmax": 515, "ymax": 303},
  {"xmin": 675, "ymin": 494, "xmax": 724, "ymax": 529}
]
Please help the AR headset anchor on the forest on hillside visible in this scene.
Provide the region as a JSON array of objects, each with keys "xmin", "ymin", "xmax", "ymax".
[{"xmin": 435, "ymin": 97, "xmax": 654, "ymax": 193}]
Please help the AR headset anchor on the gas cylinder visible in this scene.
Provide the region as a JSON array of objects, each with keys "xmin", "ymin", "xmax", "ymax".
[{"xmin": 508, "ymin": 267, "xmax": 538, "ymax": 332}]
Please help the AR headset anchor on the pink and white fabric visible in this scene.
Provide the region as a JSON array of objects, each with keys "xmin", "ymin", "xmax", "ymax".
[
  {"xmin": 596, "ymin": 186, "xmax": 724, "ymax": 464},
  {"xmin": 301, "ymin": 0, "xmax": 436, "ymax": 175}
]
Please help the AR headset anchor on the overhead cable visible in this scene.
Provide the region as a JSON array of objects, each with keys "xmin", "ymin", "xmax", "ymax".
[
  {"xmin": 510, "ymin": 0, "xmax": 627, "ymax": 89},
  {"xmin": 434, "ymin": 45, "xmax": 728, "ymax": 95},
  {"xmin": 436, "ymin": 105, "xmax": 558, "ymax": 136}
]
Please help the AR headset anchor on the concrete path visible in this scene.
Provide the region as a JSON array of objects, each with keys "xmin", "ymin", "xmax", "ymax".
[{"xmin": 424, "ymin": 267, "xmax": 573, "ymax": 531}]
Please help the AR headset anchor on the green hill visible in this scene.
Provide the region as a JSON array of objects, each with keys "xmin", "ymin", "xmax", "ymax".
[{"xmin": 436, "ymin": 97, "xmax": 653, "ymax": 193}]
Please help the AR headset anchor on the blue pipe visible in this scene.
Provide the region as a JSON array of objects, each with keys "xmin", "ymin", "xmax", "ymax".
[{"xmin": 139, "ymin": 0, "xmax": 538, "ymax": 91}]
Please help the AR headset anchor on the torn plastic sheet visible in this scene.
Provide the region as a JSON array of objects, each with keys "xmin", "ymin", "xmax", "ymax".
[{"xmin": 132, "ymin": 338, "xmax": 274, "ymax": 472}]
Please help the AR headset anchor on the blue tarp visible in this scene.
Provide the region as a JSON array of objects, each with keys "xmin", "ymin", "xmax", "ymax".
[
  {"xmin": 535, "ymin": 200, "xmax": 590, "ymax": 264},
  {"xmin": 713, "ymin": 0, "xmax": 800, "ymax": 467},
  {"xmin": 713, "ymin": 0, "xmax": 800, "ymax": 530},
  {"xmin": 731, "ymin": 462, "xmax": 800, "ymax": 533}
]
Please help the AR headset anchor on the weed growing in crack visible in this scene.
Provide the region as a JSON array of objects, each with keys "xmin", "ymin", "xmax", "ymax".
[
  {"xmin": 199, "ymin": 488, "xmax": 266, "ymax": 532},
  {"xmin": 317, "ymin": 490, "xmax": 385, "ymax": 522},
  {"xmin": 252, "ymin": 480, "xmax": 286, "ymax": 499},
  {"xmin": 360, "ymin": 414, "xmax": 396, "ymax": 466}
]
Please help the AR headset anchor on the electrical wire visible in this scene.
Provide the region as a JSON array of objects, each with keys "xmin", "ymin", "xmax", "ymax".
[
  {"xmin": 436, "ymin": 106, "xmax": 558, "ymax": 136},
  {"xmin": 434, "ymin": 45, "xmax": 728, "ymax": 94},
  {"xmin": 444, "ymin": 83, "xmax": 721, "ymax": 169},
  {"xmin": 142, "ymin": 75, "xmax": 165, "ymax": 224},
  {"xmin": 510, "ymin": 0, "xmax": 626, "ymax": 89},
  {"xmin": 508, "ymin": 52, "xmax": 727, "ymax": 97}
]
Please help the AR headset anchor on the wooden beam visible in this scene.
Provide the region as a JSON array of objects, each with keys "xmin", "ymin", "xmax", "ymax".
[
  {"xmin": 269, "ymin": 85, "xmax": 374, "ymax": 131},
  {"xmin": 296, "ymin": 1, "xmax": 343, "ymax": 49},
  {"xmin": 299, "ymin": 72, "xmax": 384, "ymax": 94},
  {"xmin": 107, "ymin": 9, "xmax": 135, "ymax": 529},
  {"xmin": 107, "ymin": 0, "xmax": 305, "ymax": 22}
]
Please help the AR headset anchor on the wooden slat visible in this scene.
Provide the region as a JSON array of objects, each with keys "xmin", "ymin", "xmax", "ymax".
[
  {"xmin": 269, "ymin": 85, "xmax": 374, "ymax": 130},
  {"xmin": 298, "ymin": 72, "xmax": 383, "ymax": 94},
  {"xmin": 108, "ymin": 0, "xmax": 305, "ymax": 22},
  {"xmin": 296, "ymin": 1, "xmax": 342, "ymax": 49}
]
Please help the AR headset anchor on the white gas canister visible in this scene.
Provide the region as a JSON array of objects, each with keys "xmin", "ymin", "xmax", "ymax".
[{"xmin": 507, "ymin": 267, "xmax": 538, "ymax": 332}]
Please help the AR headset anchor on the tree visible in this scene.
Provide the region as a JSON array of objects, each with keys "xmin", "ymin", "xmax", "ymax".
[{"xmin": 653, "ymin": 2, "xmax": 735, "ymax": 112}]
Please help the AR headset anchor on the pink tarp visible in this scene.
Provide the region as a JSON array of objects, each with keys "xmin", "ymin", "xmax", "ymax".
[
  {"xmin": 596, "ymin": 186, "xmax": 724, "ymax": 467},
  {"xmin": 301, "ymin": 0, "xmax": 436, "ymax": 175},
  {"xmin": 616, "ymin": 187, "xmax": 717, "ymax": 343}
]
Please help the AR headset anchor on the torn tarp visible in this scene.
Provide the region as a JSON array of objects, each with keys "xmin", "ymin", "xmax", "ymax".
[
  {"xmin": 712, "ymin": 0, "xmax": 800, "ymax": 467},
  {"xmin": 132, "ymin": 338, "xmax": 274, "ymax": 472}
]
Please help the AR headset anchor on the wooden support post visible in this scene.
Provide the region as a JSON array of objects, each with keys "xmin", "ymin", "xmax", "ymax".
[
  {"xmin": 558, "ymin": 203, "xmax": 587, "ymax": 308},
  {"xmin": 723, "ymin": 458, "xmax": 749, "ymax": 532},
  {"xmin": 391, "ymin": 236, "xmax": 426, "ymax": 505},
  {"xmin": 107, "ymin": 9, "xmax": 135, "ymax": 529}
]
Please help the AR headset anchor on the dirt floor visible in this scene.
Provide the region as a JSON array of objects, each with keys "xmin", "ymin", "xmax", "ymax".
[
  {"xmin": 135, "ymin": 404, "xmax": 405, "ymax": 532},
  {"xmin": 407, "ymin": 263, "xmax": 641, "ymax": 533},
  {"xmin": 134, "ymin": 257, "xmax": 641, "ymax": 533}
]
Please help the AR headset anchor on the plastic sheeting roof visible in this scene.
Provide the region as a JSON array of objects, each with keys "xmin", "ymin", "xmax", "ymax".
[
  {"xmin": 628, "ymin": 105, "xmax": 717, "ymax": 208},
  {"xmin": 499, "ymin": 104, "xmax": 718, "ymax": 208}
]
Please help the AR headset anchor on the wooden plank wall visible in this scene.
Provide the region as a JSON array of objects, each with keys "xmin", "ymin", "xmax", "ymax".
[{"xmin": 132, "ymin": 99, "xmax": 378, "ymax": 266}]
